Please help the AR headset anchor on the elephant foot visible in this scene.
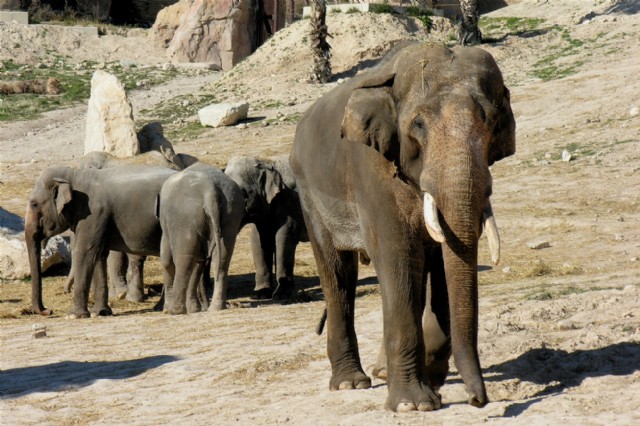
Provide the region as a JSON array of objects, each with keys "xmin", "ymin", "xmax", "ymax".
[
  {"xmin": 272, "ymin": 280, "xmax": 294, "ymax": 301},
  {"xmin": 165, "ymin": 306, "xmax": 187, "ymax": 315},
  {"xmin": 125, "ymin": 289, "xmax": 145, "ymax": 303},
  {"xmin": 251, "ymin": 287, "xmax": 273, "ymax": 300},
  {"xmin": 65, "ymin": 307, "xmax": 90, "ymax": 319},
  {"xmin": 207, "ymin": 301, "xmax": 227, "ymax": 312},
  {"xmin": 424, "ymin": 358, "xmax": 449, "ymax": 391},
  {"xmin": 33, "ymin": 306, "xmax": 53, "ymax": 316},
  {"xmin": 329, "ymin": 369, "xmax": 371, "ymax": 391},
  {"xmin": 385, "ymin": 382, "xmax": 442, "ymax": 412},
  {"xmin": 186, "ymin": 301, "xmax": 201, "ymax": 314},
  {"xmin": 372, "ymin": 365, "xmax": 387, "ymax": 381},
  {"xmin": 90, "ymin": 305, "xmax": 113, "ymax": 317}
]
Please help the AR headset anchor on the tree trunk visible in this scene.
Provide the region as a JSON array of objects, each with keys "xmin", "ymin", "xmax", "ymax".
[
  {"xmin": 309, "ymin": 0, "xmax": 331, "ymax": 83},
  {"xmin": 459, "ymin": 0, "xmax": 482, "ymax": 46}
]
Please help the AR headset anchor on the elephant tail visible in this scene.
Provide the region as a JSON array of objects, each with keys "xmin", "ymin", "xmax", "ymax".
[
  {"xmin": 204, "ymin": 193, "xmax": 222, "ymax": 282},
  {"xmin": 316, "ymin": 307, "xmax": 327, "ymax": 335}
]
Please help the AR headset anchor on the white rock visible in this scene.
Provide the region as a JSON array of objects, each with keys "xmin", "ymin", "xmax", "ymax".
[
  {"xmin": 557, "ymin": 320, "xmax": 576, "ymax": 330},
  {"xmin": 198, "ymin": 102, "xmax": 249, "ymax": 127},
  {"xmin": 84, "ymin": 70, "xmax": 139, "ymax": 158},
  {"xmin": 630, "ymin": 106, "xmax": 639, "ymax": 117},
  {"xmin": 562, "ymin": 150, "xmax": 572, "ymax": 162}
]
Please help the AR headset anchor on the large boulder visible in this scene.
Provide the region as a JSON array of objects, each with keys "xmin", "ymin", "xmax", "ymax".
[
  {"xmin": 162, "ymin": 0, "xmax": 256, "ymax": 71},
  {"xmin": 84, "ymin": 70, "xmax": 139, "ymax": 158},
  {"xmin": 150, "ymin": 0, "xmax": 193, "ymax": 48},
  {"xmin": 0, "ymin": 207, "xmax": 71, "ymax": 280}
]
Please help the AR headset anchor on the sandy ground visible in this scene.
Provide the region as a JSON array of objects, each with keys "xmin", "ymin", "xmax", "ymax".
[{"xmin": 1, "ymin": 1, "xmax": 640, "ymax": 424}]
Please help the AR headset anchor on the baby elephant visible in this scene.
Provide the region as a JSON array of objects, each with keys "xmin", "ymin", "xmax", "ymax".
[{"xmin": 158, "ymin": 163, "xmax": 245, "ymax": 314}]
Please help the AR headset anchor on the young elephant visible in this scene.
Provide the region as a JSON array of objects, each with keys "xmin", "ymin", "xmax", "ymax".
[
  {"xmin": 64, "ymin": 150, "xmax": 191, "ymax": 303},
  {"xmin": 25, "ymin": 165, "xmax": 177, "ymax": 318},
  {"xmin": 158, "ymin": 163, "xmax": 245, "ymax": 314},
  {"xmin": 290, "ymin": 43, "xmax": 515, "ymax": 411},
  {"xmin": 225, "ymin": 155, "xmax": 308, "ymax": 300}
]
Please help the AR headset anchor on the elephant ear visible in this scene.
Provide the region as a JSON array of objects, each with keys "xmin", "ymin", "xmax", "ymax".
[
  {"xmin": 341, "ymin": 87, "xmax": 399, "ymax": 162},
  {"xmin": 256, "ymin": 163, "xmax": 284, "ymax": 204},
  {"xmin": 52, "ymin": 178, "xmax": 72, "ymax": 215},
  {"xmin": 489, "ymin": 87, "xmax": 516, "ymax": 165}
]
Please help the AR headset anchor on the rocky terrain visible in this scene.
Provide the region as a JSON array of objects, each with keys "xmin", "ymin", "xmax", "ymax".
[{"xmin": 1, "ymin": 1, "xmax": 639, "ymax": 424}]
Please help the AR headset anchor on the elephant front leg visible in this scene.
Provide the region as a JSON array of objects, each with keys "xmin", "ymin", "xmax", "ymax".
[
  {"xmin": 273, "ymin": 222, "xmax": 297, "ymax": 301},
  {"xmin": 67, "ymin": 247, "xmax": 98, "ymax": 319},
  {"xmin": 423, "ymin": 247, "xmax": 451, "ymax": 391},
  {"xmin": 125, "ymin": 255, "xmax": 146, "ymax": 303},
  {"xmin": 90, "ymin": 256, "xmax": 113, "ymax": 317},
  {"xmin": 250, "ymin": 224, "xmax": 275, "ymax": 300},
  {"xmin": 310, "ymin": 233, "xmax": 370, "ymax": 390},
  {"xmin": 377, "ymin": 255, "xmax": 442, "ymax": 412}
]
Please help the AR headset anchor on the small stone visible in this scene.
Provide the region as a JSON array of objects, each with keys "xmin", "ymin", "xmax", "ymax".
[
  {"xmin": 528, "ymin": 241, "xmax": 551, "ymax": 250},
  {"xmin": 502, "ymin": 266, "xmax": 512, "ymax": 273},
  {"xmin": 630, "ymin": 106, "xmax": 639, "ymax": 117},
  {"xmin": 631, "ymin": 257, "xmax": 639, "ymax": 262},
  {"xmin": 622, "ymin": 285, "xmax": 636, "ymax": 293},
  {"xmin": 557, "ymin": 320, "xmax": 576, "ymax": 330},
  {"xmin": 562, "ymin": 150, "xmax": 572, "ymax": 162},
  {"xmin": 32, "ymin": 324, "xmax": 47, "ymax": 339}
]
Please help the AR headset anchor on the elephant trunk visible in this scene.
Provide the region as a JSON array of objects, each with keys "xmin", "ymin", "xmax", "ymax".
[
  {"xmin": 24, "ymin": 206, "xmax": 51, "ymax": 315},
  {"xmin": 437, "ymin": 157, "xmax": 488, "ymax": 407}
]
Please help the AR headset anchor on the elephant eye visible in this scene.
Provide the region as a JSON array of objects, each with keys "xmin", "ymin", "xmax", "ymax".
[
  {"xmin": 30, "ymin": 200, "xmax": 39, "ymax": 210},
  {"xmin": 409, "ymin": 117, "xmax": 427, "ymax": 143}
]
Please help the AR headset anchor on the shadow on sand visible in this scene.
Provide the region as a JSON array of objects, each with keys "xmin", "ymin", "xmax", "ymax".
[{"xmin": 0, "ymin": 355, "xmax": 179, "ymax": 399}]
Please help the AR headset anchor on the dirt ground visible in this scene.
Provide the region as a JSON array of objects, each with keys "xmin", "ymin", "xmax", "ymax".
[{"xmin": 1, "ymin": 1, "xmax": 640, "ymax": 424}]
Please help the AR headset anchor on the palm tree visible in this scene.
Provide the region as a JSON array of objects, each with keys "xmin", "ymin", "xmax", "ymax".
[
  {"xmin": 309, "ymin": 0, "xmax": 332, "ymax": 83},
  {"xmin": 459, "ymin": 0, "xmax": 482, "ymax": 46}
]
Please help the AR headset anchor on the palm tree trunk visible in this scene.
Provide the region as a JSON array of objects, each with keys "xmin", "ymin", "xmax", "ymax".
[
  {"xmin": 309, "ymin": 0, "xmax": 332, "ymax": 83},
  {"xmin": 459, "ymin": 0, "xmax": 482, "ymax": 46}
]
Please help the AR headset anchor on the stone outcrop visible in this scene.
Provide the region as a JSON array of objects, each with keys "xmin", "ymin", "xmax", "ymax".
[
  {"xmin": 154, "ymin": 0, "xmax": 256, "ymax": 71},
  {"xmin": 150, "ymin": 0, "xmax": 193, "ymax": 48},
  {"xmin": 0, "ymin": 207, "xmax": 71, "ymax": 280},
  {"xmin": 84, "ymin": 70, "xmax": 139, "ymax": 158},
  {"xmin": 198, "ymin": 101, "xmax": 249, "ymax": 127}
]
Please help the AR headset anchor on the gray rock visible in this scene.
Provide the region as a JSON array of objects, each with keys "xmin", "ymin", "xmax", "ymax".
[
  {"xmin": 527, "ymin": 241, "xmax": 551, "ymax": 250},
  {"xmin": 0, "ymin": 207, "xmax": 71, "ymax": 279},
  {"xmin": 562, "ymin": 150, "xmax": 573, "ymax": 162}
]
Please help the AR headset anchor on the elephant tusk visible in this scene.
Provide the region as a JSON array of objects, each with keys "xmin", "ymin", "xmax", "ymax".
[
  {"xmin": 423, "ymin": 193, "xmax": 446, "ymax": 243},
  {"xmin": 483, "ymin": 203, "xmax": 501, "ymax": 265}
]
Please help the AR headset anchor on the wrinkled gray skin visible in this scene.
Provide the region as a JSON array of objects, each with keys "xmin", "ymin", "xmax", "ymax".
[
  {"xmin": 225, "ymin": 155, "xmax": 308, "ymax": 300},
  {"xmin": 25, "ymin": 164, "xmax": 177, "ymax": 318},
  {"xmin": 158, "ymin": 163, "xmax": 245, "ymax": 314},
  {"xmin": 290, "ymin": 43, "xmax": 515, "ymax": 411},
  {"xmin": 64, "ymin": 150, "xmax": 197, "ymax": 302}
]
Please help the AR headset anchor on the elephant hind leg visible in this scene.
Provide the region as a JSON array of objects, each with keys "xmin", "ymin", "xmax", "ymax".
[{"xmin": 423, "ymin": 246, "xmax": 451, "ymax": 390}]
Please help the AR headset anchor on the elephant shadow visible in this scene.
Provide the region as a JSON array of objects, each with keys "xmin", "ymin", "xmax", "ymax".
[
  {"xmin": 224, "ymin": 274, "xmax": 379, "ymax": 307},
  {"xmin": 0, "ymin": 355, "xmax": 179, "ymax": 399},
  {"xmin": 476, "ymin": 342, "xmax": 640, "ymax": 416}
]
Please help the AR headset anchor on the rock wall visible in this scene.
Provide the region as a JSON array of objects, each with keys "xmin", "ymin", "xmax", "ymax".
[{"xmin": 152, "ymin": 0, "xmax": 257, "ymax": 71}]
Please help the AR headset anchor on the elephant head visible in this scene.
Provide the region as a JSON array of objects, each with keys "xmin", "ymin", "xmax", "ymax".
[
  {"xmin": 340, "ymin": 45, "xmax": 515, "ymax": 405},
  {"xmin": 25, "ymin": 166, "xmax": 76, "ymax": 315},
  {"xmin": 225, "ymin": 156, "xmax": 285, "ymax": 224}
]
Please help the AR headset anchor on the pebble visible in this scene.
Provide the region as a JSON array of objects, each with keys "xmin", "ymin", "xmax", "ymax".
[
  {"xmin": 562, "ymin": 150, "xmax": 572, "ymax": 162},
  {"xmin": 630, "ymin": 106, "xmax": 639, "ymax": 117},
  {"xmin": 557, "ymin": 320, "xmax": 576, "ymax": 330},
  {"xmin": 32, "ymin": 324, "xmax": 47, "ymax": 339},
  {"xmin": 528, "ymin": 241, "xmax": 551, "ymax": 250},
  {"xmin": 502, "ymin": 266, "xmax": 512, "ymax": 273}
]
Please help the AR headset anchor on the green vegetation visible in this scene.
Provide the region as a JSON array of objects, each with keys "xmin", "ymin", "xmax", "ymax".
[
  {"xmin": 346, "ymin": 7, "xmax": 361, "ymax": 14},
  {"xmin": 0, "ymin": 59, "xmax": 181, "ymax": 122},
  {"xmin": 404, "ymin": 6, "xmax": 432, "ymax": 29},
  {"xmin": 480, "ymin": 16, "xmax": 546, "ymax": 39}
]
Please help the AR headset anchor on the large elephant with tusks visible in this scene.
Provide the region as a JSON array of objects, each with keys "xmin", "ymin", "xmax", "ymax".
[{"xmin": 290, "ymin": 43, "xmax": 515, "ymax": 411}]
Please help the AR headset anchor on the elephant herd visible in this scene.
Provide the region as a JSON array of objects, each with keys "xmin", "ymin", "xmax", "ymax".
[{"xmin": 25, "ymin": 43, "xmax": 515, "ymax": 413}]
